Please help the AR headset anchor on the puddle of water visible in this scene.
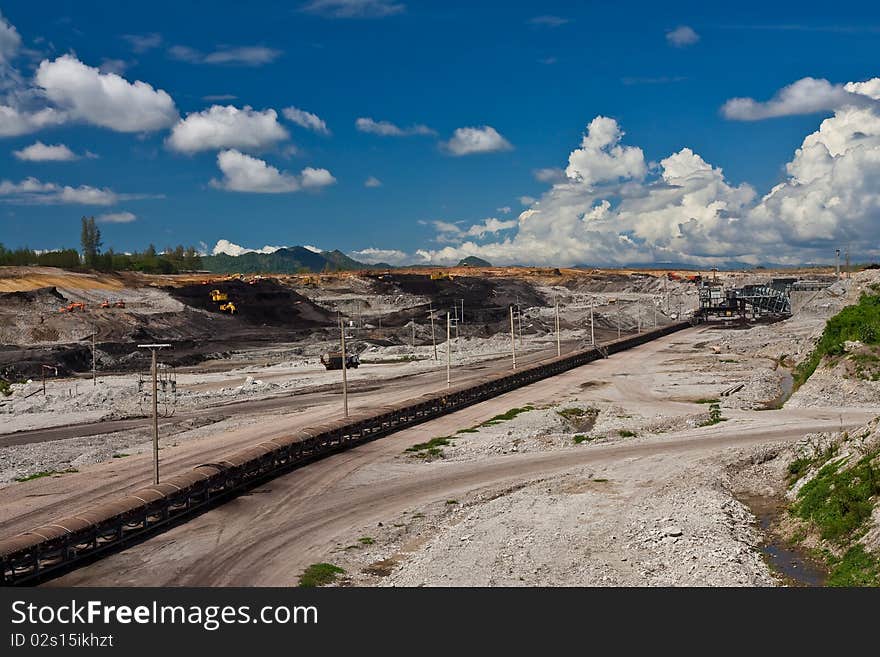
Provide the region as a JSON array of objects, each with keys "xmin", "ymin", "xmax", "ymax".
[
  {"xmin": 761, "ymin": 368, "xmax": 794, "ymax": 410},
  {"xmin": 739, "ymin": 494, "xmax": 827, "ymax": 587}
]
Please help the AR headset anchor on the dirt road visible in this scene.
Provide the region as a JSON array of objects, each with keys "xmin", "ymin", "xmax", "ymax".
[{"xmin": 45, "ymin": 327, "xmax": 876, "ymax": 586}]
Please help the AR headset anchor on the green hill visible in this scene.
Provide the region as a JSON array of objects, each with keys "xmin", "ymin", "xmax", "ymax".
[
  {"xmin": 201, "ymin": 246, "xmax": 373, "ymax": 274},
  {"xmin": 457, "ymin": 256, "xmax": 492, "ymax": 267}
]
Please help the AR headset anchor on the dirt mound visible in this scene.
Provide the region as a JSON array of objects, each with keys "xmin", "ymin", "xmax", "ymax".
[
  {"xmin": 366, "ymin": 273, "xmax": 546, "ymax": 324},
  {"xmin": 0, "ymin": 286, "xmax": 67, "ymax": 305},
  {"xmin": 167, "ymin": 279, "xmax": 334, "ymax": 328}
]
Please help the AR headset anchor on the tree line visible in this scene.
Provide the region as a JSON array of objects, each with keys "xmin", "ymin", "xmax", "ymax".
[{"xmin": 0, "ymin": 216, "xmax": 202, "ymax": 273}]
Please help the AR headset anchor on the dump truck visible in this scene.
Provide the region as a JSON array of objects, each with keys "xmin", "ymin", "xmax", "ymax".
[{"xmin": 320, "ymin": 352, "xmax": 360, "ymax": 370}]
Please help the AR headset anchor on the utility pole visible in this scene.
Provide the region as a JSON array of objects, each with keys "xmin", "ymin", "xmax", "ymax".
[
  {"xmin": 590, "ymin": 301, "xmax": 595, "ymax": 346},
  {"xmin": 555, "ymin": 298, "xmax": 561, "ymax": 357},
  {"xmin": 460, "ymin": 299, "xmax": 464, "ymax": 326},
  {"xmin": 518, "ymin": 303, "xmax": 523, "ymax": 347},
  {"xmin": 845, "ymin": 246, "xmax": 851, "ymax": 279},
  {"xmin": 41, "ymin": 364, "xmax": 57, "ymax": 397},
  {"xmin": 446, "ymin": 312, "xmax": 451, "ymax": 388},
  {"xmin": 429, "ymin": 303, "xmax": 437, "ymax": 361},
  {"xmin": 339, "ymin": 314, "xmax": 349, "ymax": 418},
  {"xmin": 616, "ymin": 300, "xmax": 621, "ymax": 339},
  {"xmin": 836, "ymin": 248, "xmax": 841, "ymax": 280},
  {"xmin": 510, "ymin": 305, "xmax": 517, "ymax": 370},
  {"xmin": 137, "ymin": 343, "xmax": 170, "ymax": 485}
]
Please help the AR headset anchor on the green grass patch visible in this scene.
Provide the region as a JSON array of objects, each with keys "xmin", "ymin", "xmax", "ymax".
[
  {"xmin": 445, "ymin": 499, "xmax": 458, "ymax": 505},
  {"xmin": 558, "ymin": 407, "xmax": 587, "ymax": 420},
  {"xmin": 358, "ymin": 536, "xmax": 374, "ymax": 545},
  {"xmin": 694, "ymin": 398, "xmax": 720, "ymax": 404},
  {"xmin": 573, "ymin": 434, "xmax": 596, "ymax": 444},
  {"xmin": 14, "ymin": 468, "xmax": 78, "ymax": 482},
  {"xmin": 618, "ymin": 429, "xmax": 636, "ymax": 438},
  {"xmin": 794, "ymin": 292, "xmax": 880, "ymax": 389},
  {"xmin": 405, "ymin": 436, "xmax": 453, "ymax": 453},
  {"xmin": 480, "ymin": 405, "xmax": 534, "ymax": 427},
  {"xmin": 827, "ymin": 545, "xmax": 880, "ymax": 587},
  {"xmin": 792, "ymin": 452, "xmax": 880, "ymax": 543},
  {"xmin": 456, "ymin": 428, "xmax": 479, "ymax": 434},
  {"xmin": 112, "ymin": 453, "xmax": 130, "ymax": 459},
  {"xmin": 298, "ymin": 563, "xmax": 345, "ymax": 587},
  {"xmin": 0, "ymin": 380, "xmax": 11, "ymax": 397},
  {"xmin": 786, "ymin": 444, "xmax": 838, "ymax": 486}
]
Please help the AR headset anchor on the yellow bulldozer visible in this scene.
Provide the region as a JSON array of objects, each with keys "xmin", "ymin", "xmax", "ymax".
[
  {"xmin": 429, "ymin": 271, "xmax": 453, "ymax": 281},
  {"xmin": 210, "ymin": 289, "xmax": 228, "ymax": 302}
]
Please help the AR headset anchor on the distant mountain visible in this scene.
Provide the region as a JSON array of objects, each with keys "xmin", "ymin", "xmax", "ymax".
[
  {"xmin": 200, "ymin": 246, "xmax": 374, "ymax": 274},
  {"xmin": 457, "ymin": 256, "xmax": 492, "ymax": 267}
]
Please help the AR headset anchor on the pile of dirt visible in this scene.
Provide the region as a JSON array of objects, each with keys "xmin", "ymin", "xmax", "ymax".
[
  {"xmin": 167, "ymin": 279, "xmax": 334, "ymax": 328},
  {"xmin": 366, "ymin": 273, "xmax": 547, "ymax": 325}
]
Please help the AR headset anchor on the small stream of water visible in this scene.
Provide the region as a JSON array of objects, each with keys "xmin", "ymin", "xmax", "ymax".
[{"xmin": 740, "ymin": 494, "xmax": 827, "ymax": 586}]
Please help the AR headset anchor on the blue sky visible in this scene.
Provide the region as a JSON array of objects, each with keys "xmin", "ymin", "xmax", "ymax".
[{"xmin": 2, "ymin": 1, "xmax": 880, "ymax": 265}]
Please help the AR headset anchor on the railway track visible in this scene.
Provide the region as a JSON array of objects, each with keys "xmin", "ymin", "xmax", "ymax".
[{"xmin": 0, "ymin": 322, "xmax": 689, "ymax": 585}]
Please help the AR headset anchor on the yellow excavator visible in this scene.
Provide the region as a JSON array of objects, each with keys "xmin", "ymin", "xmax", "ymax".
[
  {"xmin": 219, "ymin": 302, "xmax": 237, "ymax": 314},
  {"xmin": 210, "ymin": 289, "xmax": 228, "ymax": 302}
]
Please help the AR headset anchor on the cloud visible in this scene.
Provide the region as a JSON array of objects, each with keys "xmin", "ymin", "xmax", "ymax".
[
  {"xmin": 432, "ymin": 217, "xmax": 518, "ymax": 243},
  {"xmin": 96, "ymin": 211, "xmax": 136, "ymax": 223},
  {"xmin": 721, "ymin": 77, "xmax": 879, "ymax": 120},
  {"xmin": 442, "ymin": 126, "xmax": 512, "ymax": 156},
  {"xmin": 351, "ymin": 247, "xmax": 409, "ymax": 265},
  {"xmin": 282, "ymin": 106, "xmax": 330, "ymax": 135},
  {"xmin": 364, "ymin": 175, "xmax": 382, "ymax": 187},
  {"xmin": 0, "ymin": 11, "xmax": 22, "ymax": 64},
  {"xmin": 519, "ymin": 195, "xmax": 536, "ymax": 206},
  {"xmin": 13, "ymin": 141, "xmax": 79, "ymax": 161},
  {"xmin": 211, "ymin": 239, "xmax": 285, "ymax": 256},
  {"xmin": 564, "ymin": 115, "xmax": 646, "ymax": 184},
  {"xmin": 528, "ymin": 16, "xmax": 569, "ymax": 27},
  {"xmin": 497, "ymin": 206, "xmax": 511, "ymax": 214},
  {"xmin": 35, "ymin": 55, "xmax": 178, "ymax": 132},
  {"xmin": 407, "ymin": 96, "xmax": 880, "ymax": 266},
  {"xmin": 533, "ymin": 167, "xmax": 566, "ymax": 183},
  {"xmin": 122, "ymin": 33, "xmax": 162, "ymax": 53},
  {"xmin": 167, "ymin": 105, "xmax": 289, "ymax": 154},
  {"xmin": 538, "ymin": 57, "xmax": 558, "ymax": 65},
  {"xmin": 300, "ymin": 0, "xmax": 405, "ymax": 18},
  {"xmin": 203, "ymin": 94, "xmax": 237, "ymax": 101},
  {"xmin": 169, "ymin": 45, "xmax": 282, "ymax": 66},
  {"xmin": 355, "ymin": 117, "xmax": 434, "ymax": 136},
  {"xmin": 0, "ymin": 177, "xmax": 119, "ymax": 205},
  {"xmin": 666, "ymin": 25, "xmax": 699, "ymax": 47},
  {"xmin": 0, "ymin": 106, "xmax": 66, "ymax": 137},
  {"xmin": 210, "ymin": 149, "xmax": 335, "ymax": 193}
]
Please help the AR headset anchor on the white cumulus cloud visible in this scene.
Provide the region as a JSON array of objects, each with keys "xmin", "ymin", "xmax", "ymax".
[
  {"xmin": 35, "ymin": 55, "xmax": 178, "ymax": 132},
  {"xmin": 0, "ymin": 106, "xmax": 66, "ymax": 137},
  {"xmin": 211, "ymin": 239, "xmax": 286, "ymax": 256},
  {"xmin": 168, "ymin": 45, "xmax": 282, "ymax": 66},
  {"xmin": 722, "ymin": 76, "xmax": 878, "ymax": 120},
  {"xmin": 442, "ymin": 126, "xmax": 512, "ymax": 156},
  {"xmin": 283, "ymin": 106, "xmax": 330, "ymax": 134},
  {"xmin": 364, "ymin": 175, "xmax": 382, "ymax": 187},
  {"xmin": 13, "ymin": 141, "xmax": 78, "ymax": 161},
  {"xmin": 0, "ymin": 10, "xmax": 22, "ymax": 64},
  {"xmin": 210, "ymin": 149, "xmax": 335, "ymax": 193},
  {"xmin": 351, "ymin": 247, "xmax": 410, "ymax": 265},
  {"xmin": 167, "ymin": 105, "xmax": 289, "ymax": 154},
  {"xmin": 0, "ymin": 177, "xmax": 118, "ymax": 205}
]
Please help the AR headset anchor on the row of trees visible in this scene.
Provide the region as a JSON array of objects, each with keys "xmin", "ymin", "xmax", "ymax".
[{"xmin": 0, "ymin": 217, "xmax": 202, "ymax": 273}]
